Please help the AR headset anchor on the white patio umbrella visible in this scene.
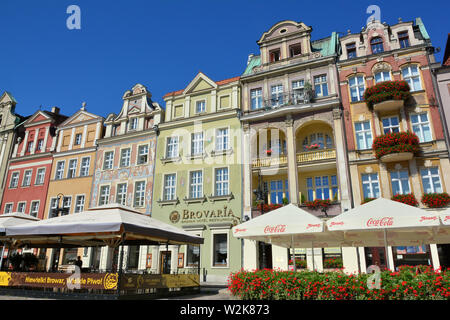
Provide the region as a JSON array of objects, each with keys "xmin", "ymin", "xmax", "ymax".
[
  {"xmin": 232, "ymin": 204, "xmax": 345, "ymax": 271},
  {"xmin": 0, "ymin": 212, "xmax": 41, "ymax": 269},
  {"xmin": 326, "ymin": 198, "xmax": 441, "ymax": 270},
  {"xmin": 433, "ymin": 208, "xmax": 450, "ymax": 243}
]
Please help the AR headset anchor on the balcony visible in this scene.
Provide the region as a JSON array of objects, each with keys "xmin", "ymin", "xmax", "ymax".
[
  {"xmin": 297, "ymin": 148, "xmax": 336, "ymax": 164},
  {"xmin": 249, "ymin": 90, "xmax": 313, "ymax": 113},
  {"xmin": 363, "ymin": 80, "xmax": 410, "ymax": 112},
  {"xmin": 372, "ymin": 131, "xmax": 420, "ymax": 162},
  {"xmin": 252, "ymin": 154, "xmax": 288, "ymax": 168}
]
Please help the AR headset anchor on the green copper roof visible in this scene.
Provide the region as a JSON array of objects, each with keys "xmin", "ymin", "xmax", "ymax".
[
  {"xmin": 415, "ymin": 17, "xmax": 430, "ymax": 40},
  {"xmin": 243, "ymin": 55, "xmax": 261, "ymax": 76},
  {"xmin": 311, "ymin": 32, "xmax": 338, "ymax": 57}
]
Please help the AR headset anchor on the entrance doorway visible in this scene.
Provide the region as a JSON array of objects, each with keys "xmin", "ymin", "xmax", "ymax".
[
  {"xmin": 258, "ymin": 242, "xmax": 272, "ymax": 269},
  {"xmin": 160, "ymin": 251, "xmax": 171, "ymax": 274},
  {"xmin": 364, "ymin": 247, "xmax": 387, "ymax": 270},
  {"xmin": 437, "ymin": 244, "xmax": 450, "ymax": 270}
]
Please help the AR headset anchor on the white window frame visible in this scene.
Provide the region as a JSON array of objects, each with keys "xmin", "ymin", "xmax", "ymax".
[
  {"xmin": 74, "ymin": 133, "xmax": 82, "ymax": 145},
  {"xmin": 36, "ymin": 139, "xmax": 44, "ymax": 152},
  {"xmin": 250, "ymin": 88, "xmax": 263, "ymax": 110},
  {"xmin": 214, "ymin": 167, "xmax": 229, "ymax": 196},
  {"xmin": 67, "ymin": 158, "xmax": 78, "ymax": 179},
  {"xmin": 4, "ymin": 203, "xmax": 13, "ymax": 214},
  {"xmin": 270, "ymin": 84, "xmax": 284, "ymax": 107},
  {"xmin": 120, "ymin": 148, "xmax": 131, "ymax": 167},
  {"xmin": 55, "ymin": 161, "xmax": 65, "ymax": 180},
  {"xmin": 354, "ymin": 121, "xmax": 373, "ymax": 150},
  {"xmin": 17, "ymin": 201, "xmax": 27, "ymax": 213},
  {"xmin": 215, "ymin": 128, "xmax": 229, "ymax": 152},
  {"xmin": 420, "ymin": 167, "xmax": 443, "ymax": 194},
  {"xmin": 137, "ymin": 144, "xmax": 149, "ymax": 165},
  {"xmin": 191, "ymin": 132, "xmax": 204, "ymax": 156},
  {"xmin": 210, "ymin": 229, "xmax": 229, "ymax": 268},
  {"xmin": 98, "ymin": 185, "xmax": 111, "ymax": 206},
  {"xmin": 166, "ymin": 137, "xmax": 179, "ymax": 159},
  {"xmin": 314, "ymin": 74, "xmax": 328, "ymax": 97},
  {"xmin": 195, "ymin": 100, "xmax": 206, "ymax": 114},
  {"xmin": 189, "ymin": 170, "xmax": 203, "ymax": 199},
  {"xmin": 116, "ymin": 183, "xmax": 128, "ymax": 205},
  {"xmin": 9, "ymin": 171, "xmax": 20, "ymax": 188},
  {"xmin": 374, "ymin": 71, "xmax": 391, "ymax": 83},
  {"xmin": 35, "ymin": 167, "xmax": 46, "ymax": 185},
  {"xmin": 163, "ymin": 173, "xmax": 177, "ymax": 201},
  {"xmin": 348, "ymin": 75, "xmax": 365, "ymax": 102},
  {"xmin": 49, "ymin": 198, "xmax": 58, "ymax": 218},
  {"xmin": 30, "ymin": 200, "xmax": 40, "ymax": 217},
  {"xmin": 129, "ymin": 118, "xmax": 138, "ymax": 131},
  {"xmin": 134, "ymin": 180, "xmax": 146, "ymax": 208},
  {"xmin": 410, "ymin": 112, "xmax": 433, "ymax": 143},
  {"xmin": 80, "ymin": 157, "xmax": 91, "ymax": 177},
  {"xmin": 103, "ymin": 151, "xmax": 114, "ymax": 170},
  {"xmin": 74, "ymin": 195, "xmax": 85, "ymax": 213},
  {"xmin": 22, "ymin": 169, "xmax": 33, "ymax": 187},
  {"xmin": 402, "ymin": 65, "xmax": 422, "ymax": 92},
  {"xmin": 381, "ymin": 116, "xmax": 400, "ymax": 134},
  {"xmin": 361, "ymin": 173, "xmax": 380, "ymax": 199},
  {"xmin": 390, "ymin": 170, "xmax": 411, "ymax": 195}
]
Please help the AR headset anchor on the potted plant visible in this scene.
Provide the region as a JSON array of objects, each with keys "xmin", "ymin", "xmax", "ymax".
[
  {"xmin": 372, "ymin": 131, "xmax": 420, "ymax": 162},
  {"xmin": 421, "ymin": 193, "xmax": 450, "ymax": 208},
  {"xmin": 363, "ymin": 80, "xmax": 411, "ymax": 110},
  {"xmin": 391, "ymin": 193, "xmax": 419, "ymax": 207},
  {"xmin": 305, "ymin": 143, "xmax": 320, "ymax": 151},
  {"xmin": 304, "ymin": 199, "xmax": 331, "ymax": 210},
  {"xmin": 265, "ymin": 149, "xmax": 272, "ymax": 156}
]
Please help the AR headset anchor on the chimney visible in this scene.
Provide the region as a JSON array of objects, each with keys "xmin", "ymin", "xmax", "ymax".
[{"xmin": 51, "ymin": 107, "xmax": 60, "ymax": 114}]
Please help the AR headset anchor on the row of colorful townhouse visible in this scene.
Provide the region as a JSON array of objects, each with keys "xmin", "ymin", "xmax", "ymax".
[{"xmin": 1, "ymin": 17, "xmax": 450, "ymax": 283}]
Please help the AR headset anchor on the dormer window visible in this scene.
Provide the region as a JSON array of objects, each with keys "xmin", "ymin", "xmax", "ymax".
[
  {"xmin": 289, "ymin": 44, "xmax": 302, "ymax": 57},
  {"xmin": 27, "ymin": 141, "xmax": 34, "ymax": 153},
  {"xmin": 398, "ymin": 31, "xmax": 410, "ymax": 48},
  {"xmin": 269, "ymin": 49, "xmax": 281, "ymax": 62},
  {"xmin": 129, "ymin": 118, "xmax": 138, "ymax": 131},
  {"xmin": 346, "ymin": 42, "xmax": 357, "ymax": 59},
  {"xmin": 75, "ymin": 133, "xmax": 82, "ymax": 145},
  {"xmin": 370, "ymin": 37, "xmax": 384, "ymax": 54}
]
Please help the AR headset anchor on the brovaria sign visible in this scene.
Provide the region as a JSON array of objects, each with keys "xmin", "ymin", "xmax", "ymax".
[{"xmin": 169, "ymin": 206, "xmax": 237, "ymax": 224}]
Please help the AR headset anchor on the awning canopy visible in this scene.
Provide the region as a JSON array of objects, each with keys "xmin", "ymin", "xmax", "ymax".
[
  {"xmin": 3, "ymin": 204, "xmax": 203, "ymax": 248},
  {"xmin": 232, "ymin": 204, "xmax": 345, "ymax": 248},
  {"xmin": 0, "ymin": 212, "xmax": 40, "ymax": 234}
]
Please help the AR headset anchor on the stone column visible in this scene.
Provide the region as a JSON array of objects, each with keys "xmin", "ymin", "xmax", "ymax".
[
  {"xmin": 31, "ymin": 128, "xmax": 39, "ymax": 154},
  {"xmin": 81, "ymin": 124, "xmax": 88, "ymax": 148},
  {"xmin": 211, "ymin": 90, "xmax": 217, "ymax": 113},
  {"xmin": 379, "ymin": 162, "xmax": 391, "ymax": 198},
  {"xmin": 42, "ymin": 127, "xmax": 49, "ymax": 152},
  {"xmin": 285, "ymin": 116, "xmax": 299, "ymax": 204},
  {"xmin": 56, "ymin": 129, "xmax": 64, "ymax": 152},
  {"xmin": 20, "ymin": 130, "xmax": 29, "ymax": 156},
  {"xmin": 333, "ymin": 109, "xmax": 351, "ymax": 210},
  {"xmin": 430, "ymin": 244, "xmax": 440, "ymax": 270},
  {"xmin": 408, "ymin": 159, "xmax": 422, "ymax": 202}
]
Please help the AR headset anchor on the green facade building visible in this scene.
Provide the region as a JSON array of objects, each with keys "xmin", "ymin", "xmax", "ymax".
[{"xmin": 150, "ymin": 72, "xmax": 242, "ymax": 283}]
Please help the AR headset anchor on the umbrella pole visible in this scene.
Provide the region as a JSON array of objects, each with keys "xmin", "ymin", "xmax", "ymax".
[
  {"xmin": 311, "ymin": 242, "xmax": 315, "ymax": 272},
  {"xmin": 291, "ymin": 235, "xmax": 296, "ymax": 273},
  {"xmin": 383, "ymin": 229, "xmax": 390, "ymax": 271}
]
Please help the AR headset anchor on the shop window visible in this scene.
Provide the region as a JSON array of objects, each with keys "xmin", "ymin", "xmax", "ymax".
[
  {"xmin": 62, "ymin": 248, "xmax": 79, "ymax": 265},
  {"xmin": 212, "ymin": 233, "xmax": 228, "ymax": 267},
  {"xmin": 127, "ymin": 246, "xmax": 140, "ymax": 270}
]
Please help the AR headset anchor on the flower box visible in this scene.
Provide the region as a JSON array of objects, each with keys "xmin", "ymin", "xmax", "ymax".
[
  {"xmin": 363, "ymin": 80, "xmax": 410, "ymax": 110},
  {"xmin": 373, "ymin": 99, "xmax": 404, "ymax": 112},
  {"xmin": 304, "ymin": 199, "xmax": 331, "ymax": 210},
  {"xmin": 391, "ymin": 193, "xmax": 419, "ymax": 207},
  {"xmin": 372, "ymin": 131, "xmax": 420, "ymax": 160},
  {"xmin": 421, "ymin": 193, "xmax": 450, "ymax": 208}
]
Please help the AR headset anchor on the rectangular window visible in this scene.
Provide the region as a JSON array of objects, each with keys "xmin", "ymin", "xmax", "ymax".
[
  {"xmin": 186, "ymin": 244, "xmax": 200, "ymax": 267},
  {"xmin": 390, "ymin": 170, "xmax": 411, "ymax": 195},
  {"xmin": 103, "ymin": 151, "xmax": 114, "ymax": 170},
  {"xmin": 270, "ymin": 180, "xmax": 284, "ymax": 205},
  {"xmin": 55, "ymin": 161, "xmax": 65, "ymax": 180},
  {"xmin": 22, "ymin": 170, "xmax": 32, "ymax": 187},
  {"xmin": 67, "ymin": 159, "xmax": 77, "ymax": 179},
  {"xmin": 250, "ymin": 88, "xmax": 263, "ymax": 110},
  {"xmin": 166, "ymin": 137, "xmax": 179, "ymax": 159},
  {"xmin": 382, "ymin": 116, "xmax": 400, "ymax": 134},
  {"xmin": 129, "ymin": 118, "xmax": 138, "ymax": 131},
  {"xmin": 62, "ymin": 196, "xmax": 71, "ymax": 215},
  {"xmin": 17, "ymin": 202, "xmax": 26, "ymax": 213},
  {"xmin": 189, "ymin": 171, "xmax": 203, "ymax": 199},
  {"xmin": 411, "ymin": 113, "xmax": 432, "ymax": 142},
  {"xmin": 116, "ymin": 183, "xmax": 128, "ymax": 205},
  {"xmin": 315, "ymin": 176, "xmax": 330, "ymax": 200},
  {"xmin": 398, "ymin": 31, "xmax": 410, "ymax": 48},
  {"xmin": 99, "ymin": 185, "xmax": 110, "ymax": 206},
  {"xmin": 292, "ymin": 80, "xmax": 305, "ymax": 104},
  {"xmin": 306, "ymin": 175, "xmax": 336, "ymax": 201},
  {"xmin": 74, "ymin": 195, "xmax": 85, "ymax": 213},
  {"xmin": 271, "ymin": 84, "xmax": 284, "ymax": 107},
  {"xmin": 346, "ymin": 42, "xmax": 357, "ymax": 58},
  {"xmin": 371, "ymin": 37, "xmax": 384, "ymax": 54},
  {"xmin": 349, "ymin": 76, "xmax": 365, "ymax": 102},
  {"xmin": 215, "ymin": 168, "xmax": 229, "ymax": 196},
  {"xmin": 163, "ymin": 174, "xmax": 176, "ymax": 201},
  {"xmin": 10, "ymin": 172, "xmax": 19, "ymax": 188},
  {"xmin": 361, "ymin": 173, "xmax": 380, "ymax": 199},
  {"xmin": 331, "ymin": 175, "xmax": 338, "ymax": 200},
  {"xmin": 35, "ymin": 168, "xmax": 46, "ymax": 185},
  {"xmin": 30, "ymin": 201, "xmax": 39, "ymax": 217},
  {"xmin": 314, "ymin": 75, "xmax": 328, "ymax": 97},
  {"xmin": 134, "ymin": 181, "xmax": 146, "ymax": 207},
  {"xmin": 80, "ymin": 157, "xmax": 90, "ymax": 177},
  {"xmin": 27, "ymin": 141, "xmax": 34, "ymax": 153},
  {"xmin": 421, "ymin": 167, "xmax": 443, "ymax": 194},
  {"xmin": 120, "ymin": 148, "xmax": 131, "ymax": 167},
  {"xmin": 4, "ymin": 203, "xmax": 13, "ymax": 214},
  {"xmin": 216, "ymin": 128, "xmax": 229, "ymax": 151},
  {"xmin": 402, "ymin": 65, "xmax": 422, "ymax": 91},
  {"xmin": 191, "ymin": 132, "xmax": 204, "ymax": 156},
  {"xmin": 137, "ymin": 145, "xmax": 149, "ymax": 165},
  {"xmin": 37, "ymin": 139, "xmax": 44, "ymax": 152},
  {"xmin": 289, "ymin": 44, "xmax": 302, "ymax": 57},
  {"xmin": 269, "ymin": 49, "xmax": 281, "ymax": 62},
  {"xmin": 196, "ymin": 100, "xmax": 206, "ymax": 113},
  {"xmin": 212, "ymin": 233, "xmax": 228, "ymax": 267},
  {"xmin": 75, "ymin": 133, "xmax": 82, "ymax": 145},
  {"xmin": 354, "ymin": 121, "xmax": 373, "ymax": 150}
]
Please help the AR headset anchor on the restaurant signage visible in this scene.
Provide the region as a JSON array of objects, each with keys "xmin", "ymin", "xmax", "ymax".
[
  {"xmin": 169, "ymin": 205, "xmax": 236, "ymax": 224},
  {"xmin": 120, "ymin": 274, "xmax": 199, "ymax": 290},
  {"xmin": 0, "ymin": 272, "xmax": 118, "ymax": 290}
]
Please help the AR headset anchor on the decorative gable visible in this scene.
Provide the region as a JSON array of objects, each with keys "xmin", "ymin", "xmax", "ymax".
[{"xmin": 183, "ymin": 72, "xmax": 217, "ymax": 95}]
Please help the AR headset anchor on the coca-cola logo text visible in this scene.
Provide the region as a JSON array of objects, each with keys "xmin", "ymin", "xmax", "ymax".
[
  {"xmin": 366, "ymin": 217, "xmax": 394, "ymax": 227},
  {"xmin": 264, "ymin": 225, "xmax": 286, "ymax": 234}
]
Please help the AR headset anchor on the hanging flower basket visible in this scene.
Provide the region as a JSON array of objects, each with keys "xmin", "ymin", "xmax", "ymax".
[
  {"xmin": 421, "ymin": 193, "xmax": 450, "ymax": 208},
  {"xmin": 372, "ymin": 131, "xmax": 420, "ymax": 160},
  {"xmin": 391, "ymin": 193, "xmax": 419, "ymax": 207},
  {"xmin": 304, "ymin": 199, "xmax": 331, "ymax": 210},
  {"xmin": 363, "ymin": 80, "xmax": 411, "ymax": 109}
]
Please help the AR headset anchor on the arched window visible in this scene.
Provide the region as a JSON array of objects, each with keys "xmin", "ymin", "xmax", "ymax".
[
  {"xmin": 302, "ymin": 133, "xmax": 333, "ymax": 151},
  {"xmin": 374, "ymin": 71, "xmax": 391, "ymax": 83},
  {"xmin": 370, "ymin": 37, "xmax": 384, "ymax": 54}
]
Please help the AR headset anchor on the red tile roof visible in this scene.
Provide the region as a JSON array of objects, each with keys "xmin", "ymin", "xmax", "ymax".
[{"xmin": 163, "ymin": 75, "xmax": 240, "ymax": 99}]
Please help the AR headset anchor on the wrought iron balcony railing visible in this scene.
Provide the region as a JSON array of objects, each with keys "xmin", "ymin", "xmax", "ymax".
[{"xmin": 250, "ymin": 90, "xmax": 314, "ymax": 112}]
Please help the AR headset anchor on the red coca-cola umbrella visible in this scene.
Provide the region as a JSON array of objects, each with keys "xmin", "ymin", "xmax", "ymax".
[{"xmin": 326, "ymin": 197, "xmax": 440, "ymax": 270}]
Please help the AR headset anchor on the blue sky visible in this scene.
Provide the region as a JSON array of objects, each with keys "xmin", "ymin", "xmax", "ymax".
[{"xmin": 0, "ymin": 0, "xmax": 448, "ymax": 118}]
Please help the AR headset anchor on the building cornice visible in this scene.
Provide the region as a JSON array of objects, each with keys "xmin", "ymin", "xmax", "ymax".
[
  {"xmin": 159, "ymin": 109, "xmax": 240, "ymax": 131},
  {"xmin": 97, "ymin": 129, "xmax": 157, "ymax": 145}
]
